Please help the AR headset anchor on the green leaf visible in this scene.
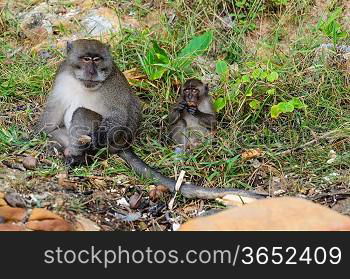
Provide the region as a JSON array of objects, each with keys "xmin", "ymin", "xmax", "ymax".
[
  {"xmin": 260, "ymin": 71, "xmax": 268, "ymax": 80},
  {"xmin": 241, "ymin": 75, "xmax": 251, "ymax": 83},
  {"xmin": 176, "ymin": 31, "xmax": 213, "ymax": 67},
  {"xmin": 270, "ymin": 105, "xmax": 282, "ymax": 119},
  {"xmin": 216, "ymin": 60, "xmax": 229, "ymax": 79},
  {"xmin": 152, "ymin": 41, "xmax": 170, "ymax": 64},
  {"xmin": 245, "ymin": 87, "xmax": 253, "ymax": 96},
  {"xmin": 249, "ymin": 99, "xmax": 261, "ymax": 110},
  {"xmin": 214, "ymin": 97, "xmax": 226, "ymax": 112},
  {"xmin": 252, "ymin": 68, "xmax": 262, "ymax": 79},
  {"xmin": 149, "ymin": 67, "xmax": 168, "ymax": 80},
  {"xmin": 266, "ymin": 88, "xmax": 276, "ymax": 95},
  {"xmin": 266, "ymin": 71, "xmax": 279, "ymax": 82},
  {"xmin": 278, "ymin": 101, "xmax": 294, "ymax": 113},
  {"xmin": 289, "ymin": 98, "xmax": 305, "ymax": 109}
]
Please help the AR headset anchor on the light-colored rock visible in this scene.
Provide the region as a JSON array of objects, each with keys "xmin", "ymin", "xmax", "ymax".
[
  {"xmin": 81, "ymin": 7, "xmax": 120, "ymax": 36},
  {"xmin": 179, "ymin": 197, "xmax": 350, "ymax": 231}
]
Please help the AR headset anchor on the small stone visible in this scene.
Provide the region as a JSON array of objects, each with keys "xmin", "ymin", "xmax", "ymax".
[
  {"xmin": 22, "ymin": 156, "xmax": 38, "ymax": 170},
  {"xmin": 4, "ymin": 192, "xmax": 26, "ymax": 208}
]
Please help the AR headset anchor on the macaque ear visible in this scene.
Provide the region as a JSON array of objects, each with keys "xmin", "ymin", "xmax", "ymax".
[{"xmin": 66, "ymin": 41, "xmax": 73, "ymax": 53}]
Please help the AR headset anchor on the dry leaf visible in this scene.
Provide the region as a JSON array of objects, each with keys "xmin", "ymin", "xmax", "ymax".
[
  {"xmin": 57, "ymin": 173, "xmax": 76, "ymax": 190},
  {"xmin": 123, "ymin": 68, "xmax": 147, "ymax": 84},
  {"xmin": 78, "ymin": 135, "xmax": 91, "ymax": 144},
  {"xmin": 129, "ymin": 193, "xmax": 142, "ymax": 209},
  {"xmin": 241, "ymin": 148, "xmax": 262, "ymax": 160},
  {"xmin": 91, "ymin": 178, "xmax": 107, "ymax": 188},
  {"xmin": 149, "ymin": 185, "xmax": 169, "ymax": 202}
]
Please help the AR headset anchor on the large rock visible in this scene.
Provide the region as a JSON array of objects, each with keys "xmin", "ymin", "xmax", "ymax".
[{"xmin": 179, "ymin": 197, "xmax": 350, "ymax": 231}]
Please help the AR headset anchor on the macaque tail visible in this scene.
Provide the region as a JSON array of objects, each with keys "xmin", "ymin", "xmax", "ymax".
[{"xmin": 117, "ymin": 149, "xmax": 268, "ymax": 200}]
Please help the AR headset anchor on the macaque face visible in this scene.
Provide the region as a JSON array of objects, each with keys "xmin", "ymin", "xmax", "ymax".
[
  {"xmin": 66, "ymin": 40, "xmax": 113, "ymax": 89},
  {"xmin": 183, "ymin": 87, "xmax": 200, "ymax": 108}
]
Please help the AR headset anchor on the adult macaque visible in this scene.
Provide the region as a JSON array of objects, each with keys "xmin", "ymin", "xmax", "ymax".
[
  {"xmin": 35, "ymin": 39, "xmax": 265, "ymax": 200},
  {"xmin": 169, "ymin": 79, "xmax": 216, "ymax": 150}
]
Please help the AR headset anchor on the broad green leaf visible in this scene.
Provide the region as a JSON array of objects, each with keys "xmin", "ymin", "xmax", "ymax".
[
  {"xmin": 216, "ymin": 60, "xmax": 229, "ymax": 79},
  {"xmin": 270, "ymin": 105, "xmax": 282, "ymax": 118},
  {"xmin": 249, "ymin": 99, "xmax": 261, "ymax": 110},
  {"xmin": 149, "ymin": 67, "xmax": 168, "ymax": 80},
  {"xmin": 266, "ymin": 88, "xmax": 276, "ymax": 95},
  {"xmin": 152, "ymin": 41, "xmax": 170, "ymax": 64},
  {"xmin": 266, "ymin": 71, "xmax": 279, "ymax": 82},
  {"xmin": 245, "ymin": 87, "xmax": 253, "ymax": 96},
  {"xmin": 241, "ymin": 75, "xmax": 251, "ymax": 83},
  {"xmin": 252, "ymin": 68, "xmax": 262, "ymax": 79},
  {"xmin": 176, "ymin": 31, "xmax": 213, "ymax": 67},
  {"xmin": 289, "ymin": 98, "xmax": 305, "ymax": 109},
  {"xmin": 260, "ymin": 71, "xmax": 268, "ymax": 80},
  {"xmin": 278, "ymin": 101, "xmax": 294, "ymax": 112},
  {"xmin": 214, "ymin": 97, "xmax": 226, "ymax": 112}
]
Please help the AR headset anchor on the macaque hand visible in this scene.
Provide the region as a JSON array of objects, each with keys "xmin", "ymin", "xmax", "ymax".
[
  {"xmin": 177, "ymin": 100, "xmax": 188, "ymax": 111},
  {"xmin": 187, "ymin": 107, "xmax": 198, "ymax": 115}
]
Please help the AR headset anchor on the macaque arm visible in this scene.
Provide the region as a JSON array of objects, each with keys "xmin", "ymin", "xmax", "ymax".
[
  {"xmin": 169, "ymin": 109, "xmax": 181, "ymax": 126},
  {"xmin": 195, "ymin": 111, "xmax": 217, "ymax": 130},
  {"xmin": 35, "ymin": 97, "xmax": 65, "ymax": 134},
  {"xmin": 169, "ymin": 99, "xmax": 187, "ymax": 126}
]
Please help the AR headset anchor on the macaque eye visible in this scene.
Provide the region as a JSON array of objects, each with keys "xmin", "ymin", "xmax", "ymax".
[
  {"xmin": 192, "ymin": 89, "xmax": 199, "ymax": 95},
  {"xmin": 93, "ymin": 57, "xmax": 101, "ymax": 62},
  {"xmin": 82, "ymin": 56, "xmax": 92, "ymax": 62},
  {"xmin": 184, "ymin": 89, "xmax": 190, "ymax": 94}
]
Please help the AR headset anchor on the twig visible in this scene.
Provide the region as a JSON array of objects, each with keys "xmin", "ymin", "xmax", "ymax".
[{"xmin": 168, "ymin": 170, "xmax": 186, "ymax": 210}]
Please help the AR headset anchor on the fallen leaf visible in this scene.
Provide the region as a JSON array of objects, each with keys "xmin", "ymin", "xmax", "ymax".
[
  {"xmin": 78, "ymin": 135, "xmax": 91, "ymax": 144},
  {"xmin": 57, "ymin": 173, "xmax": 77, "ymax": 190},
  {"xmin": 241, "ymin": 148, "xmax": 262, "ymax": 160},
  {"xmin": 149, "ymin": 185, "xmax": 169, "ymax": 202},
  {"xmin": 129, "ymin": 193, "xmax": 142, "ymax": 209},
  {"xmin": 90, "ymin": 178, "xmax": 107, "ymax": 188},
  {"xmin": 123, "ymin": 68, "xmax": 147, "ymax": 84}
]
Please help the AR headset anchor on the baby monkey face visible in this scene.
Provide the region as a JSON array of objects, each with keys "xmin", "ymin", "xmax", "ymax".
[{"xmin": 184, "ymin": 87, "xmax": 200, "ymax": 107}]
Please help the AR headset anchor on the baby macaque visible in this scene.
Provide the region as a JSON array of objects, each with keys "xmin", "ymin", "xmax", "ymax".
[{"xmin": 169, "ymin": 79, "xmax": 217, "ymax": 151}]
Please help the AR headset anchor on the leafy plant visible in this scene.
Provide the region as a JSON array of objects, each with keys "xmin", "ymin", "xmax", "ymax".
[
  {"xmin": 270, "ymin": 98, "xmax": 306, "ymax": 118},
  {"xmin": 212, "ymin": 61, "xmax": 305, "ymax": 119},
  {"xmin": 140, "ymin": 31, "xmax": 213, "ymax": 80},
  {"xmin": 318, "ymin": 8, "xmax": 348, "ymax": 45}
]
